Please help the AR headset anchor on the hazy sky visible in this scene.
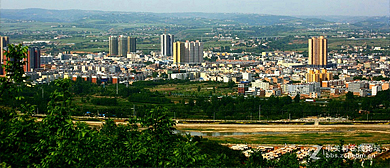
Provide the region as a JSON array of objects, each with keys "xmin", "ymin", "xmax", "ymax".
[{"xmin": 1, "ymin": 0, "xmax": 389, "ymax": 16}]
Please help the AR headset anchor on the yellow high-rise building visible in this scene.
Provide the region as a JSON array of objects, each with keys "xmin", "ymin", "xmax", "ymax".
[
  {"xmin": 308, "ymin": 36, "xmax": 327, "ymax": 67},
  {"xmin": 173, "ymin": 41, "xmax": 185, "ymax": 64}
]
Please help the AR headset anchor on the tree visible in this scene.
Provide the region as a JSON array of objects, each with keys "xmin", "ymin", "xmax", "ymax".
[
  {"xmin": 245, "ymin": 150, "xmax": 267, "ymax": 167},
  {"xmin": 0, "ymin": 44, "xmax": 28, "ymax": 102},
  {"xmin": 346, "ymin": 91, "xmax": 354, "ymax": 101},
  {"xmin": 227, "ymin": 80, "xmax": 235, "ymax": 89},
  {"xmin": 294, "ymin": 94, "xmax": 300, "ymax": 103},
  {"xmin": 152, "ymin": 72, "xmax": 158, "ymax": 78}
]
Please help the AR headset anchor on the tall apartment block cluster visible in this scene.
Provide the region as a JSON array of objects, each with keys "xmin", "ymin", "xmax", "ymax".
[
  {"xmin": 1, "ymin": 36, "xmax": 40, "ymax": 75},
  {"xmin": 160, "ymin": 33, "xmax": 204, "ymax": 65},
  {"xmin": 173, "ymin": 41, "xmax": 204, "ymax": 65},
  {"xmin": 109, "ymin": 35, "xmax": 137, "ymax": 57},
  {"xmin": 161, "ymin": 34, "xmax": 174, "ymax": 56}
]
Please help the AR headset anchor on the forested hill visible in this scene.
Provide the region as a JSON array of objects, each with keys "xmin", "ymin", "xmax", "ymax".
[{"xmin": 1, "ymin": 8, "xmax": 330, "ymax": 26}]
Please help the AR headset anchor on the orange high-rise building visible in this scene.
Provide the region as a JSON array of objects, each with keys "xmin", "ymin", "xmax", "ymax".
[{"xmin": 308, "ymin": 36, "xmax": 327, "ymax": 67}]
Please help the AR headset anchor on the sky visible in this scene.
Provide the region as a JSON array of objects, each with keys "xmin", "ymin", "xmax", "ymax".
[{"xmin": 1, "ymin": 0, "xmax": 389, "ymax": 16}]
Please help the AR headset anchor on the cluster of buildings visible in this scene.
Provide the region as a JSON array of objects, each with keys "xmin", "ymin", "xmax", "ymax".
[
  {"xmin": 229, "ymin": 144, "xmax": 316, "ymax": 162},
  {"xmin": 173, "ymin": 40, "xmax": 204, "ymax": 65},
  {"xmin": 1, "ymin": 36, "xmax": 41, "ymax": 75},
  {"xmin": 323, "ymin": 144, "xmax": 389, "ymax": 160},
  {"xmin": 1, "ymin": 34, "xmax": 389, "ymax": 99},
  {"xmin": 108, "ymin": 35, "xmax": 137, "ymax": 57},
  {"xmin": 160, "ymin": 33, "xmax": 204, "ymax": 65},
  {"xmin": 229, "ymin": 143, "xmax": 389, "ymax": 162}
]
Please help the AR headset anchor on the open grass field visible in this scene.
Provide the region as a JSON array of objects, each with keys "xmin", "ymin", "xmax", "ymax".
[
  {"xmin": 148, "ymin": 82, "xmax": 236, "ymax": 102},
  {"xmin": 328, "ymin": 38, "xmax": 390, "ymax": 50},
  {"xmin": 207, "ymin": 132, "xmax": 390, "ymax": 145}
]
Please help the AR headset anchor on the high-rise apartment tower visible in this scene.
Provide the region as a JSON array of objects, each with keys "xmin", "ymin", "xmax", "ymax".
[
  {"xmin": 308, "ymin": 36, "xmax": 327, "ymax": 67},
  {"xmin": 1, "ymin": 36, "xmax": 9, "ymax": 64},
  {"xmin": 118, "ymin": 35, "xmax": 128, "ymax": 57},
  {"xmin": 161, "ymin": 34, "xmax": 174, "ymax": 56},
  {"xmin": 109, "ymin": 36, "xmax": 118, "ymax": 56},
  {"xmin": 25, "ymin": 47, "xmax": 40, "ymax": 72},
  {"xmin": 173, "ymin": 40, "xmax": 203, "ymax": 65},
  {"xmin": 1, "ymin": 36, "xmax": 10, "ymax": 75},
  {"xmin": 128, "ymin": 37, "xmax": 137, "ymax": 53}
]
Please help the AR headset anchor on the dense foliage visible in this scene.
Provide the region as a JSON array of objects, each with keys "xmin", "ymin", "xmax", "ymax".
[{"xmin": 2, "ymin": 72, "xmax": 390, "ymax": 120}]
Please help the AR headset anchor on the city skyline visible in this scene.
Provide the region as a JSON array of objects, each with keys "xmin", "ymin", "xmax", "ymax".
[{"xmin": 1, "ymin": 0, "xmax": 389, "ymax": 16}]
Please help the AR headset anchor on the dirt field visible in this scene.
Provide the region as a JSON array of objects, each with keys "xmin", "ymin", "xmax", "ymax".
[
  {"xmin": 70, "ymin": 120, "xmax": 390, "ymax": 144},
  {"xmin": 175, "ymin": 124, "xmax": 390, "ymax": 144},
  {"xmin": 175, "ymin": 124, "xmax": 390, "ymax": 133}
]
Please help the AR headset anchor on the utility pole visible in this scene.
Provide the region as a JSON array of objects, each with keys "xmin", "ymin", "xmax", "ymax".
[
  {"xmin": 42, "ymin": 87, "xmax": 44, "ymax": 99},
  {"xmin": 259, "ymin": 105, "xmax": 261, "ymax": 121}
]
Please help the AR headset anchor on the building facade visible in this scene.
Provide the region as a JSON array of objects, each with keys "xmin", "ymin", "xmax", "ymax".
[
  {"xmin": 109, "ymin": 36, "xmax": 118, "ymax": 56},
  {"xmin": 173, "ymin": 41, "xmax": 203, "ymax": 65},
  {"xmin": 161, "ymin": 34, "xmax": 174, "ymax": 56},
  {"xmin": 25, "ymin": 47, "xmax": 41, "ymax": 72},
  {"xmin": 128, "ymin": 37, "xmax": 137, "ymax": 53},
  {"xmin": 173, "ymin": 41, "xmax": 185, "ymax": 64},
  {"xmin": 1, "ymin": 36, "xmax": 9, "ymax": 75},
  {"xmin": 306, "ymin": 68, "xmax": 333, "ymax": 83},
  {"xmin": 308, "ymin": 36, "xmax": 327, "ymax": 67},
  {"xmin": 118, "ymin": 35, "xmax": 127, "ymax": 57},
  {"xmin": 1, "ymin": 36, "xmax": 9, "ymax": 63}
]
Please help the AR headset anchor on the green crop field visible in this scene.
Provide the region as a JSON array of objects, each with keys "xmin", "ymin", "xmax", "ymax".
[{"xmin": 207, "ymin": 132, "xmax": 390, "ymax": 145}]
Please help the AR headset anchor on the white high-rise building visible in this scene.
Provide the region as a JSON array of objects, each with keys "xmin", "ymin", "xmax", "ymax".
[{"xmin": 161, "ymin": 34, "xmax": 174, "ymax": 56}]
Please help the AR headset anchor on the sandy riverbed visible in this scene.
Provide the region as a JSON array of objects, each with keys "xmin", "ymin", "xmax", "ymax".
[{"xmin": 175, "ymin": 123, "xmax": 390, "ymax": 134}]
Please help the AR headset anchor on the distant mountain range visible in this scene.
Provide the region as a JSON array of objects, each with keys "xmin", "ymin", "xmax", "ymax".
[{"xmin": 1, "ymin": 8, "xmax": 388, "ymax": 28}]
